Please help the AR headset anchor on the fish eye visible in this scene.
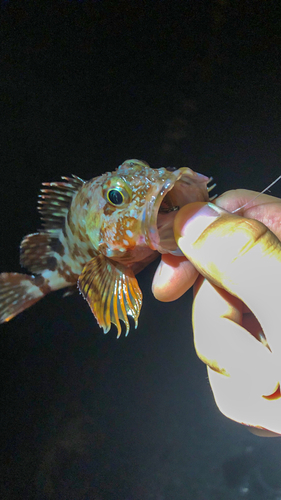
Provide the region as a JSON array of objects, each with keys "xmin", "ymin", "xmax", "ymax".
[
  {"xmin": 103, "ymin": 177, "xmax": 132, "ymax": 207},
  {"xmin": 107, "ymin": 188, "xmax": 124, "ymax": 206}
]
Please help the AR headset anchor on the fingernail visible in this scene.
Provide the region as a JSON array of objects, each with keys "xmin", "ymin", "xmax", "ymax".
[{"xmin": 176, "ymin": 202, "xmax": 225, "ymax": 248}]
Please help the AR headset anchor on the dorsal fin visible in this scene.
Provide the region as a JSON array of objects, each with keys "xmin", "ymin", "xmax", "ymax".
[{"xmin": 37, "ymin": 175, "xmax": 85, "ymax": 230}]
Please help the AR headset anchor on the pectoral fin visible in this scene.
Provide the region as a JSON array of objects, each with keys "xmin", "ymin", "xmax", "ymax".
[{"xmin": 78, "ymin": 255, "xmax": 142, "ymax": 337}]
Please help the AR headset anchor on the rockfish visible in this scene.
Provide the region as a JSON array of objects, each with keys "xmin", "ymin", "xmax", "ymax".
[{"xmin": 0, "ymin": 159, "xmax": 215, "ymax": 336}]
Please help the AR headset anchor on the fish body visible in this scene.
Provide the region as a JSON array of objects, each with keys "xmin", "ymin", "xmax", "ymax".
[{"xmin": 0, "ymin": 159, "xmax": 213, "ymax": 336}]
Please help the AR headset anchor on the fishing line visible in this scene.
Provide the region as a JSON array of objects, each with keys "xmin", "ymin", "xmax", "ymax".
[{"xmin": 231, "ymin": 175, "xmax": 281, "ymax": 214}]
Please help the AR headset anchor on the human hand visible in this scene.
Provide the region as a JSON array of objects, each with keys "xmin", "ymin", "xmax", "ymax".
[{"xmin": 152, "ymin": 190, "xmax": 281, "ymax": 434}]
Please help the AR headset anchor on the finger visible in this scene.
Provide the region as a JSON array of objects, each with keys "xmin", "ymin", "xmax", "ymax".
[
  {"xmin": 215, "ymin": 189, "xmax": 281, "ymax": 240},
  {"xmin": 192, "ymin": 277, "xmax": 280, "ymax": 397},
  {"xmin": 174, "ymin": 202, "xmax": 281, "ymax": 355},
  {"xmin": 152, "ymin": 254, "xmax": 198, "ymax": 301}
]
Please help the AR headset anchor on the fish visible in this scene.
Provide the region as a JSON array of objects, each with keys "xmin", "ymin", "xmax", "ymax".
[{"xmin": 0, "ymin": 159, "xmax": 215, "ymax": 336}]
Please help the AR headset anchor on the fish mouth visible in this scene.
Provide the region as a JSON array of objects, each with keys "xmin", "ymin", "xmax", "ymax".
[
  {"xmin": 144, "ymin": 167, "xmax": 212, "ymax": 255},
  {"xmin": 156, "ymin": 189, "xmax": 181, "ymax": 254}
]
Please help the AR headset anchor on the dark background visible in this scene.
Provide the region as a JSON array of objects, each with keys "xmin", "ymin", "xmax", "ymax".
[{"xmin": 1, "ymin": 1, "xmax": 281, "ymax": 499}]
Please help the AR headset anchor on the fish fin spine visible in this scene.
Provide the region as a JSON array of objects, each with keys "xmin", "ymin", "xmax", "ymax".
[{"xmin": 38, "ymin": 175, "xmax": 85, "ymax": 230}]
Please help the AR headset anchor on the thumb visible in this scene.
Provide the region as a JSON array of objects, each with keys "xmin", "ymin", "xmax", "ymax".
[{"xmin": 174, "ymin": 202, "xmax": 281, "ymax": 355}]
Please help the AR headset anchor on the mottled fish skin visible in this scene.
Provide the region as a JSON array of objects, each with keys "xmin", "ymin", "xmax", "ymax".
[{"xmin": 0, "ymin": 159, "xmax": 212, "ymax": 336}]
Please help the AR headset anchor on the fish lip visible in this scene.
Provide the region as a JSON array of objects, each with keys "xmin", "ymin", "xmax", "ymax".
[
  {"xmin": 143, "ymin": 167, "xmax": 210, "ymax": 255},
  {"xmin": 142, "ymin": 168, "xmax": 183, "ymax": 255}
]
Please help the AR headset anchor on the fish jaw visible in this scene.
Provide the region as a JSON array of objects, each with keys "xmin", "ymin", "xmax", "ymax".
[{"xmin": 143, "ymin": 167, "xmax": 211, "ymax": 255}]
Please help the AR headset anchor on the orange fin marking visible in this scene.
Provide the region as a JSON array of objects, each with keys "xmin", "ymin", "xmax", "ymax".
[
  {"xmin": 103, "ymin": 284, "xmax": 112, "ymax": 333},
  {"xmin": 78, "ymin": 255, "xmax": 142, "ymax": 337},
  {"xmin": 118, "ymin": 275, "xmax": 130, "ymax": 333},
  {"xmin": 125, "ymin": 273, "xmax": 141, "ymax": 318},
  {"xmin": 127, "ymin": 275, "xmax": 142, "ymax": 323},
  {"xmin": 112, "ymin": 282, "xmax": 122, "ymax": 336}
]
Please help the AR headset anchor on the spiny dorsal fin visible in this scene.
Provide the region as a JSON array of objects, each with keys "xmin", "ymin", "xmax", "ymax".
[{"xmin": 37, "ymin": 175, "xmax": 85, "ymax": 230}]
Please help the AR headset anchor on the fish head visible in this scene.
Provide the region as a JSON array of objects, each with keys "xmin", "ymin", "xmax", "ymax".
[{"xmin": 85, "ymin": 159, "xmax": 211, "ymax": 262}]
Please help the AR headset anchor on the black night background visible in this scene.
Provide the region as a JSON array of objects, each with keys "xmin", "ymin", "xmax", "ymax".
[{"xmin": 1, "ymin": 1, "xmax": 281, "ymax": 499}]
